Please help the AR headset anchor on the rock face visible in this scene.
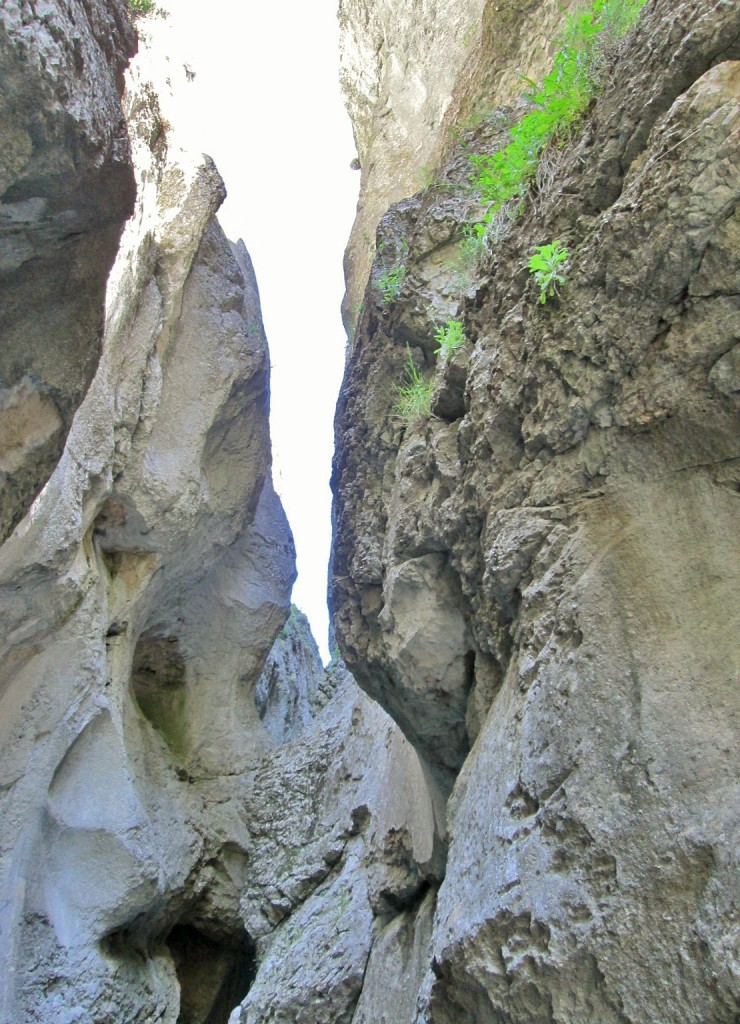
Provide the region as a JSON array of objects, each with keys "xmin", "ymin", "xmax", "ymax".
[
  {"xmin": 254, "ymin": 605, "xmax": 330, "ymax": 743},
  {"xmin": 339, "ymin": 0, "xmax": 588, "ymax": 326},
  {"xmin": 332, "ymin": 0, "xmax": 740, "ymax": 1020},
  {"xmin": 2, "ymin": 1, "xmax": 739, "ymax": 1022},
  {"xmin": 231, "ymin": 652, "xmax": 439, "ymax": 1024},
  {"xmin": 0, "ymin": 10, "xmax": 440, "ymax": 1024},
  {"xmin": 0, "ymin": 18, "xmax": 296, "ymax": 1024},
  {"xmin": 0, "ymin": 0, "xmax": 137, "ymax": 543}
]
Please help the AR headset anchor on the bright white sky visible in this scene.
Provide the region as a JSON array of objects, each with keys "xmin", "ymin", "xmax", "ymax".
[{"xmin": 147, "ymin": 1, "xmax": 360, "ymax": 661}]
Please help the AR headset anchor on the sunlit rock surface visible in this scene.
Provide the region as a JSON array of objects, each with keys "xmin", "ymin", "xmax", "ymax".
[
  {"xmin": 338, "ymin": 0, "xmax": 590, "ymax": 327},
  {"xmin": 2, "ymin": 0, "xmax": 739, "ymax": 1022}
]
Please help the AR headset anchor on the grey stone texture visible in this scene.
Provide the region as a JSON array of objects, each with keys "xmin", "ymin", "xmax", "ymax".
[
  {"xmin": 230, "ymin": 656, "xmax": 437, "ymax": 1024},
  {"xmin": 255, "ymin": 605, "xmax": 329, "ymax": 744},
  {"xmin": 332, "ymin": 0, "xmax": 740, "ymax": 1020},
  {"xmin": 0, "ymin": 11, "xmax": 439, "ymax": 1024},
  {"xmin": 1, "ymin": 0, "xmax": 739, "ymax": 1022},
  {"xmin": 0, "ymin": 0, "xmax": 137, "ymax": 542},
  {"xmin": 338, "ymin": 0, "xmax": 587, "ymax": 329},
  {"xmin": 0, "ymin": 26, "xmax": 295, "ymax": 1024}
]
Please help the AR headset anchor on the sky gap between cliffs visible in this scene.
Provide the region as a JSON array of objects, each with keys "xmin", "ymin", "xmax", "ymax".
[{"xmin": 142, "ymin": 0, "xmax": 360, "ymax": 660}]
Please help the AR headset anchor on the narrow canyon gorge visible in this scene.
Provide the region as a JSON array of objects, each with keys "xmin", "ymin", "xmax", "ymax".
[{"xmin": 0, "ymin": 1, "xmax": 738, "ymax": 1022}]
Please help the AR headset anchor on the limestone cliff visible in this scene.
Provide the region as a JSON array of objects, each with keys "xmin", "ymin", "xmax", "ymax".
[
  {"xmin": 332, "ymin": 0, "xmax": 740, "ymax": 1020},
  {"xmin": 0, "ymin": 0, "xmax": 136, "ymax": 543},
  {"xmin": 0, "ymin": 7, "xmax": 438, "ymax": 1024},
  {"xmin": 0, "ymin": 8, "xmax": 297, "ymax": 1021},
  {"xmin": 2, "ymin": 1, "xmax": 738, "ymax": 1022},
  {"xmin": 339, "ymin": 0, "xmax": 596, "ymax": 325}
]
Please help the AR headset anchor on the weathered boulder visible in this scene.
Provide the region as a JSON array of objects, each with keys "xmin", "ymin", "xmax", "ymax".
[
  {"xmin": 332, "ymin": 0, "xmax": 740, "ymax": 1020},
  {"xmin": 0, "ymin": 0, "xmax": 137, "ymax": 543}
]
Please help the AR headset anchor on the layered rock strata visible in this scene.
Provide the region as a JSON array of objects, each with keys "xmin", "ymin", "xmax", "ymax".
[{"xmin": 332, "ymin": 0, "xmax": 740, "ymax": 1020}]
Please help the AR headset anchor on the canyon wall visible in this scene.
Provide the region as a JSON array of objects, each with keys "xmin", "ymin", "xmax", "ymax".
[
  {"xmin": 0, "ymin": 0, "xmax": 136, "ymax": 543},
  {"xmin": 332, "ymin": 0, "xmax": 740, "ymax": 1020},
  {"xmin": 0, "ymin": 6, "xmax": 300, "ymax": 1020},
  {"xmin": 0, "ymin": 6, "xmax": 437, "ymax": 1023},
  {"xmin": 1, "ymin": 0, "xmax": 738, "ymax": 1022}
]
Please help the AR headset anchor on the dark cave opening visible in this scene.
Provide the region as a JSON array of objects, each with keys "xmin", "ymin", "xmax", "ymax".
[{"xmin": 167, "ymin": 923, "xmax": 256, "ymax": 1024}]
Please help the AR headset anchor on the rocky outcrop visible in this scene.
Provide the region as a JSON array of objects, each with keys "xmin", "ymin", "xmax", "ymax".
[
  {"xmin": 332, "ymin": 0, "xmax": 740, "ymax": 1020},
  {"xmin": 0, "ymin": 11, "xmax": 443, "ymax": 1024},
  {"xmin": 232, "ymin": 650, "xmax": 439, "ymax": 1024},
  {"xmin": 339, "ymin": 0, "xmax": 593, "ymax": 326},
  {"xmin": 0, "ymin": 0, "xmax": 137, "ymax": 543},
  {"xmin": 0, "ymin": 20, "xmax": 295, "ymax": 1024},
  {"xmin": 2, "ymin": 1, "xmax": 738, "ymax": 1022},
  {"xmin": 255, "ymin": 605, "xmax": 331, "ymax": 743}
]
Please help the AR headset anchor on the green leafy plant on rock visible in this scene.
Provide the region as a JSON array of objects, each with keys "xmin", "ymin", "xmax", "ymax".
[
  {"xmin": 457, "ymin": 223, "xmax": 485, "ymax": 268},
  {"xmin": 590, "ymin": 0, "xmax": 650, "ymax": 40},
  {"xmin": 468, "ymin": 0, "xmax": 648, "ymax": 238},
  {"xmin": 378, "ymin": 263, "xmax": 406, "ymax": 305},
  {"xmin": 127, "ymin": 0, "xmax": 169, "ymax": 19},
  {"xmin": 127, "ymin": 0, "xmax": 156, "ymax": 15},
  {"xmin": 394, "ymin": 347, "xmax": 433, "ymax": 422},
  {"xmin": 434, "ymin": 319, "xmax": 467, "ymax": 357},
  {"xmin": 447, "ymin": 223, "xmax": 490, "ymax": 292},
  {"xmin": 529, "ymin": 240, "xmax": 570, "ymax": 303},
  {"xmin": 376, "ymin": 237, "xmax": 409, "ymax": 305}
]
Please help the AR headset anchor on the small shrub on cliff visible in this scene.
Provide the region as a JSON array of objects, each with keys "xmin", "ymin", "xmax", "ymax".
[
  {"xmin": 529, "ymin": 240, "xmax": 569, "ymax": 303},
  {"xmin": 457, "ymin": 223, "xmax": 485, "ymax": 268},
  {"xmin": 446, "ymin": 224, "xmax": 487, "ymax": 292},
  {"xmin": 468, "ymin": 0, "xmax": 648, "ymax": 237},
  {"xmin": 378, "ymin": 264, "xmax": 406, "ymax": 305},
  {"xmin": 434, "ymin": 320, "xmax": 467, "ymax": 357},
  {"xmin": 394, "ymin": 347, "xmax": 433, "ymax": 421},
  {"xmin": 591, "ymin": 0, "xmax": 649, "ymax": 39},
  {"xmin": 128, "ymin": 0, "xmax": 155, "ymax": 15},
  {"xmin": 469, "ymin": 43, "xmax": 594, "ymax": 218},
  {"xmin": 127, "ymin": 0, "xmax": 168, "ymax": 19}
]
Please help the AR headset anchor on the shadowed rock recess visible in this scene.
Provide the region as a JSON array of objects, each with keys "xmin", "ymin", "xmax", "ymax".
[{"xmin": 0, "ymin": 1, "xmax": 738, "ymax": 1023}]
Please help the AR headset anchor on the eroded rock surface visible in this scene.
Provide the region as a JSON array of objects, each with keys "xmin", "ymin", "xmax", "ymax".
[
  {"xmin": 332, "ymin": 0, "xmax": 740, "ymax": 1020},
  {"xmin": 0, "ymin": 0, "xmax": 137, "ymax": 543},
  {"xmin": 339, "ymin": 0, "xmax": 589, "ymax": 325},
  {"xmin": 0, "ymin": 10, "xmax": 447, "ymax": 1024},
  {"xmin": 255, "ymin": 605, "xmax": 330, "ymax": 743},
  {"xmin": 0, "ymin": 26, "xmax": 295, "ymax": 1024},
  {"xmin": 2, "ymin": 1, "xmax": 739, "ymax": 1022},
  {"xmin": 232, "ymin": 655, "xmax": 439, "ymax": 1024}
]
